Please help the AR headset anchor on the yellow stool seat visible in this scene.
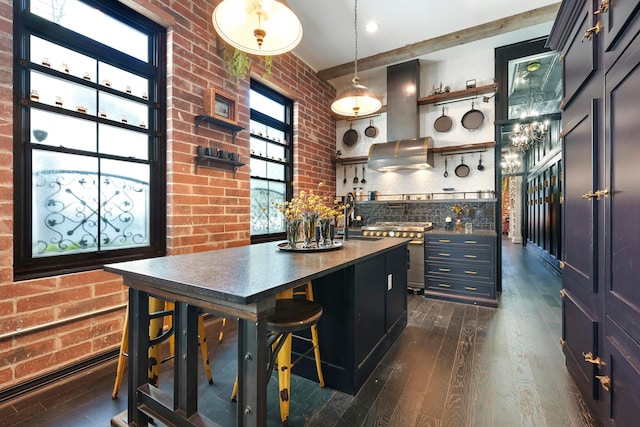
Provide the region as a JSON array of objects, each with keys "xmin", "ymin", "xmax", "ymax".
[
  {"xmin": 232, "ymin": 281, "xmax": 325, "ymax": 426},
  {"xmin": 111, "ymin": 298, "xmax": 213, "ymax": 399}
]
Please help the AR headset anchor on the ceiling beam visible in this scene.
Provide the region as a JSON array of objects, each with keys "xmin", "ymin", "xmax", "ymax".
[{"xmin": 317, "ymin": 3, "xmax": 561, "ymax": 81}]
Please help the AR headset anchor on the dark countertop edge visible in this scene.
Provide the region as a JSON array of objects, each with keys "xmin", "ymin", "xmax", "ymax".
[
  {"xmin": 425, "ymin": 229, "xmax": 498, "ymax": 237},
  {"xmin": 104, "ymin": 238, "xmax": 411, "ymax": 306}
]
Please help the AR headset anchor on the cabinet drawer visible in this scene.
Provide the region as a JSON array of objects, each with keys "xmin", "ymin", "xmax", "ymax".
[
  {"xmin": 425, "ymin": 236, "xmax": 492, "ymax": 248},
  {"xmin": 426, "ymin": 262, "xmax": 493, "ymax": 281},
  {"xmin": 425, "ymin": 246, "xmax": 492, "ymax": 263},
  {"xmin": 425, "ymin": 277, "xmax": 494, "ymax": 298}
]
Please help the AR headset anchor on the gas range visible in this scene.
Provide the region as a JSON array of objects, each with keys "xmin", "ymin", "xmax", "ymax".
[{"xmin": 361, "ymin": 222, "xmax": 433, "ymax": 240}]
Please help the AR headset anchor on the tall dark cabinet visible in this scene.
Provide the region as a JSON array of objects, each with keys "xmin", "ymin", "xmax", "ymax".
[{"xmin": 548, "ymin": 0, "xmax": 640, "ymax": 425}]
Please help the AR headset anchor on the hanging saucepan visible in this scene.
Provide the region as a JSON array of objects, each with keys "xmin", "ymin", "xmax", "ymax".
[
  {"xmin": 343, "ymin": 123, "xmax": 359, "ymax": 146},
  {"xmin": 364, "ymin": 119, "xmax": 378, "ymax": 138},
  {"xmin": 461, "ymin": 101, "xmax": 484, "ymax": 131},
  {"xmin": 434, "ymin": 107, "xmax": 452, "ymax": 132},
  {"xmin": 455, "ymin": 156, "xmax": 470, "ymax": 177}
]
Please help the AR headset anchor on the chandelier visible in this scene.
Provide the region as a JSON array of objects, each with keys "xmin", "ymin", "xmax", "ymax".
[
  {"xmin": 501, "ymin": 148, "xmax": 522, "ymax": 175},
  {"xmin": 508, "ymin": 61, "xmax": 549, "ymax": 152},
  {"xmin": 330, "ymin": 0, "xmax": 381, "ymax": 117},
  {"xmin": 509, "ymin": 119, "xmax": 548, "ymax": 152}
]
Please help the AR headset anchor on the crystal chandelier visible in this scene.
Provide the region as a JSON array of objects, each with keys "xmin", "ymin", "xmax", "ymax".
[
  {"xmin": 509, "ymin": 61, "xmax": 549, "ymax": 152},
  {"xmin": 509, "ymin": 119, "xmax": 549, "ymax": 152},
  {"xmin": 501, "ymin": 148, "xmax": 522, "ymax": 175}
]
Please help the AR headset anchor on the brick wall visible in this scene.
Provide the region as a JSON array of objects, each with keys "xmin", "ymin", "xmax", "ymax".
[{"xmin": 0, "ymin": 0, "xmax": 336, "ymax": 392}]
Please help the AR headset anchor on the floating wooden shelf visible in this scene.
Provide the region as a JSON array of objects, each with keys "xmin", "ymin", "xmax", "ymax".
[
  {"xmin": 432, "ymin": 141, "xmax": 496, "ymax": 154},
  {"xmin": 194, "ymin": 155, "xmax": 245, "ymax": 175},
  {"xmin": 417, "ymin": 83, "xmax": 497, "ymax": 106},
  {"xmin": 333, "ymin": 156, "xmax": 369, "ymax": 165},
  {"xmin": 194, "ymin": 114, "xmax": 244, "ymax": 143}
]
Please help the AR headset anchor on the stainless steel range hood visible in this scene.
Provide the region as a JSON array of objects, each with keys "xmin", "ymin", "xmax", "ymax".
[
  {"xmin": 367, "ymin": 60, "xmax": 434, "ymax": 171},
  {"xmin": 368, "ymin": 137, "xmax": 434, "ymax": 171}
]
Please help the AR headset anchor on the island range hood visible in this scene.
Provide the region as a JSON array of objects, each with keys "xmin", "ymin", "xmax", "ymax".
[{"xmin": 367, "ymin": 60, "xmax": 434, "ymax": 171}]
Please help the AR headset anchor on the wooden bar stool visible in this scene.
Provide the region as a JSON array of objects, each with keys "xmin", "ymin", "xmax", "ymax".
[
  {"xmin": 111, "ymin": 298, "xmax": 213, "ymax": 399},
  {"xmin": 232, "ymin": 283, "xmax": 324, "ymax": 426}
]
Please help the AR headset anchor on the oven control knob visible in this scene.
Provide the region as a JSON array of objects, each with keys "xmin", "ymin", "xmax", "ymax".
[
  {"xmin": 375, "ymin": 231, "xmax": 381, "ymax": 237},
  {"xmin": 389, "ymin": 231, "xmax": 395, "ymax": 237},
  {"xmin": 382, "ymin": 231, "xmax": 388, "ymax": 237},
  {"xmin": 402, "ymin": 232, "xmax": 408, "ymax": 238},
  {"xmin": 409, "ymin": 232, "xmax": 415, "ymax": 238},
  {"xmin": 417, "ymin": 233, "xmax": 423, "ymax": 239},
  {"xmin": 363, "ymin": 231, "xmax": 368, "ymax": 236}
]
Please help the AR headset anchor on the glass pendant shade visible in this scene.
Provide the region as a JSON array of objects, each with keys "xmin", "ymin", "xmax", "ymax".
[
  {"xmin": 212, "ymin": 0, "xmax": 303, "ymax": 56},
  {"xmin": 331, "ymin": 78, "xmax": 382, "ymax": 118}
]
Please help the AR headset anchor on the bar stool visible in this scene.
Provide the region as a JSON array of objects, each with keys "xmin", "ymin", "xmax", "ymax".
[
  {"xmin": 232, "ymin": 282, "xmax": 324, "ymax": 426},
  {"xmin": 111, "ymin": 298, "xmax": 213, "ymax": 399}
]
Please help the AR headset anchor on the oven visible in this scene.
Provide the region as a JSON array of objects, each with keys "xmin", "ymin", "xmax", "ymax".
[{"xmin": 361, "ymin": 222, "xmax": 433, "ymax": 292}]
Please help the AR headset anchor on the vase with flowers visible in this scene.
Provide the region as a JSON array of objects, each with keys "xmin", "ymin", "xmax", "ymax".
[
  {"xmin": 450, "ymin": 203, "xmax": 469, "ymax": 232},
  {"xmin": 276, "ymin": 182, "xmax": 345, "ymax": 249}
]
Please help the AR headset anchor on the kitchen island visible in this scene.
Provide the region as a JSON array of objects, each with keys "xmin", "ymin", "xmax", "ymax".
[{"xmin": 105, "ymin": 238, "xmax": 409, "ymax": 427}]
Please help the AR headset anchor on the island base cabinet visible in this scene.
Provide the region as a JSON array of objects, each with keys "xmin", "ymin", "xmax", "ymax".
[{"xmin": 292, "ymin": 244, "xmax": 408, "ymax": 395}]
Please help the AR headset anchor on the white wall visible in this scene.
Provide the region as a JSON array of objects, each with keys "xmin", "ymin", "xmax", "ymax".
[{"xmin": 335, "ymin": 49, "xmax": 496, "ymax": 199}]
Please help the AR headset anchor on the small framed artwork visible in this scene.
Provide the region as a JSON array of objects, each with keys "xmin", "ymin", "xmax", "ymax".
[{"xmin": 204, "ymin": 88, "xmax": 238, "ymax": 125}]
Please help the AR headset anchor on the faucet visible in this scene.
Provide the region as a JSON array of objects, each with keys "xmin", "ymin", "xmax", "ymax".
[{"xmin": 343, "ymin": 192, "xmax": 356, "ymax": 240}]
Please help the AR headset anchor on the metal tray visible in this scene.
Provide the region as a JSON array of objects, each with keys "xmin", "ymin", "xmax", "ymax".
[{"xmin": 277, "ymin": 241, "xmax": 343, "ymax": 252}]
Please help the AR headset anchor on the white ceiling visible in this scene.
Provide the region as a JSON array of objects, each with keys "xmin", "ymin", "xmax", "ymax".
[{"xmin": 286, "ymin": 0, "xmax": 560, "ymax": 80}]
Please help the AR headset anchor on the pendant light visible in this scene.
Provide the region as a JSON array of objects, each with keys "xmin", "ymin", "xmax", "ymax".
[
  {"xmin": 330, "ymin": 0, "xmax": 382, "ymax": 117},
  {"xmin": 212, "ymin": 0, "xmax": 303, "ymax": 56}
]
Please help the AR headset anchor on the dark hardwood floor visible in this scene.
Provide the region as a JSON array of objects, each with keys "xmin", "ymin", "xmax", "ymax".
[{"xmin": 0, "ymin": 241, "xmax": 599, "ymax": 427}]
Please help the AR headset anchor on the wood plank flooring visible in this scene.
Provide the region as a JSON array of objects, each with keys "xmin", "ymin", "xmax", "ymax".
[{"xmin": 0, "ymin": 241, "xmax": 599, "ymax": 427}]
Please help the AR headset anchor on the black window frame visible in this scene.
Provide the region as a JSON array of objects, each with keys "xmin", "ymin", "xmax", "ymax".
[
  {"xmin": 13, "ymin": 0, "xmax": 167, "ymax": 280},
  {"xmin": 249, "ymin": 80, "xmax": 293, "ymax": 244}
]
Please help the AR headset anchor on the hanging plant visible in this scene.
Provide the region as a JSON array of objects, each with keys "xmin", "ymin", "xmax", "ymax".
[
  {"xmin": 222, "ymin": 47, "xmax": 273, "ymax": 81},
  {"xmin": 223, "ymin": 47, "xmax": 251, "ymax": 81},
  {"xmin": 262, "ymin": 55, "xmax": 273, "ymax": 80}
]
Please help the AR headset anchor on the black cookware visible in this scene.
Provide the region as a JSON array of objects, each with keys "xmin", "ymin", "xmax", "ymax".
[
  {"xmin": 461, "ymin": 102, "xmax": 484, "ymax": 130},
  {"xmin": 455, "ymin": 156, "xmax": 470, "ymax": 177}
]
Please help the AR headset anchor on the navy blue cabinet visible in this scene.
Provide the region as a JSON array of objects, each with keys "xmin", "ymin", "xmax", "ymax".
[
  {"xmin": 549, "ymin": 0, "xmax": 640, "ymax": 424},
  {"xmin": 424, "ymin": 231, "xmax": 498, "ymax": 307}
]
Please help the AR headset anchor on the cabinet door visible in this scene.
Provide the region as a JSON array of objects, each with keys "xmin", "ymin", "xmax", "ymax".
[
  {"xmin": 601, "ymin": 0, "xmax": 640, "ymax": 54},
  {"xmin": 562, "ymin": 100, "xmax": 599, "ymax": 296},
  {"xmin": 602, "ymin": 318, "xmax": 640, "ymax": 426},
  {"xmin": 355, "ymin": 255, "xmax": 386, "ymax": 366},
  {"xmin": 604, "ymin": 5, "xmax": 640, "ymax": 353},
  {"xmin": 562, "ymin": 3, "xmax": 599, "ymax": 108},
  {"xmin": 385, "ymin": 245, "xmax": 407, "ymax": 332}
]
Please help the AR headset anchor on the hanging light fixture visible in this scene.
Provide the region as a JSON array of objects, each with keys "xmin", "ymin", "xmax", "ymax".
[
  {"xmin": 330, "ymin": 0, "xmax": 381, "ymax": 117},
  {"xmin": 509, "ymin": 62, "xmax": 549, "ymax": 152},
  {"xmin": 501, "ymin": 148, "xmax": 522, "ymax": 175},
  {"xmin": 212, "ymin": 0, "xmax": 303, "ymax": 56}
]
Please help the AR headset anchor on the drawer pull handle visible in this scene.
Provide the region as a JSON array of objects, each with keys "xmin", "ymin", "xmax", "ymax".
[
  {"xmin": 439, "ymin": 268, "xmax": 451, "ymax": 272},
  {"xmin": 581, "ymin": 22, "xmax": 602, "ymax": 43},
  {"xmin": 464, "ymin": 240, "xmax": 477, "ymax": 244},
  {"xmin": 439, "ymin": 253, "xmax": 451, "ymax": 257},
  {"xmin": 583, "ymin": 352, "xmax": 606, "ymax": 369},
  {"xmin": 595, "ymin": 375, "xmax": 611, "ymax": 392},
  {"xmin": 464, "ymin": 270, "xmax": 478, "ymax": 275},
  {"xmin": 464, "ymin": 254, "xmax": 477, "ymax": 258},
  {"xmin": 464, "ymin": 286, "xmax": 477, "ymax": 291},
  {"xmin": 438, "ymin": 283, "xmax": 451, "ymax": 288},
  {"xmin": 438, "ymin": 239, "xmax": 451, "ymax": 243}
]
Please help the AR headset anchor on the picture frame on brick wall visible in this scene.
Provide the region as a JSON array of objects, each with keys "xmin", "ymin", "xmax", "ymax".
[{"xmin": 204, "ymin": 88, "xmax": 238, "ymax": 125}]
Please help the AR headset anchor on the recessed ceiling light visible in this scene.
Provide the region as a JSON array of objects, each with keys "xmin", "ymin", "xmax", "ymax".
[{"xmin": 366, "ymin": 22, "xmax": 379, "ymax": 33}]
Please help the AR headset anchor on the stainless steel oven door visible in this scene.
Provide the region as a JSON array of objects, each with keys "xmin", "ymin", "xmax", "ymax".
[{"xmin": 407, "ymin": 240, "xmax": 425, "ymax": 292}]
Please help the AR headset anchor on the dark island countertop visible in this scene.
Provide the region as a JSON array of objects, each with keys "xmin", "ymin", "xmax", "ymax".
[{"xmin": 104, "ymin": 238, "xmax": 410, "ymax": 307}]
